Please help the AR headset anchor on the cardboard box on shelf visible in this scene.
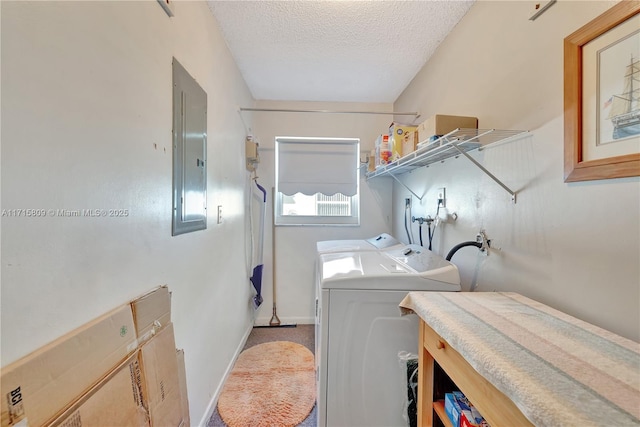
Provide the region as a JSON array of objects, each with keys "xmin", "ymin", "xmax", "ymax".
[
  {"xmin": 48, "ymin": 352, "xmax": 148, "ymax": 427},
  {"xmin": 1, "ymin": 305, "xmax": 137, "ymax": 427},
  {"xmin": 131, "ymin": 285, "xmax": 172, "ymax": 345},
  {"xmin": 460, "ymin": 404, "xmax": 487, "ymax": 427},
  {"xmin": 444, "ymin": 392, "xmax": 463, "ymax": 427},
  {"xmin": 445, "ymin": 390, "xmax": 489, "ymax": 427},
  {"xmin": 417, "ymin": 115, "xmax": 478, "ymax": 143},
  {"xmin": 139, "ymin": 323, "xmax": 182, "ymax": 427},
  {"xmin": 388, "ymin": 122, "xmax": 417, "ymax": 161},
  {"xmin": 402, "ymin": 130, "xmax": 419, "ymax": 156},
  {"xmin": 176, "ymin": 349, "xmax": 190, "ymax": 427}
]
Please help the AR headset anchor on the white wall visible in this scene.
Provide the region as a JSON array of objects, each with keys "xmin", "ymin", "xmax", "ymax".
[
  {"xmin": 1, "ymin": 1, "xmax": 255, "ymax": 423},
  {"xmin": 250, "ymin": 100, "xmax": 394, "ymax": 326},
  {"xmin": 392, "ymin": 0, "xmax": 639, "ymax": 341}
]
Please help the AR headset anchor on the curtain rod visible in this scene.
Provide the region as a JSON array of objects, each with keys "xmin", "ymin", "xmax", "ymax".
[{"xmin": 239, "ymin": 107, "xmax": 419, "ymax": 116}]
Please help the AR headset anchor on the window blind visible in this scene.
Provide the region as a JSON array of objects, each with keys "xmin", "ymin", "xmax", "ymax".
[{"xmin": 276, "ymin": 138, "xmax": 359, "ymax": 197}]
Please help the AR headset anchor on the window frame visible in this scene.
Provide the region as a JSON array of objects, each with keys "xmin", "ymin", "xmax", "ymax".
[{"xmin": 275, "ymin": 136, "xmax": 360, "ymax": 226}]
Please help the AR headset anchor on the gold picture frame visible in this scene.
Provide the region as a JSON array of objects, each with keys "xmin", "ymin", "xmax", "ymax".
[{"xmin": 564, "ymin": 1, "xmax": 640, "ymax": 182}]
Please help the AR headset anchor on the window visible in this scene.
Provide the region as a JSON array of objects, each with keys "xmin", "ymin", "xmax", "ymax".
[{"xmin": 275, "ymin": 137, "xmax": 360, "ymax": 226}]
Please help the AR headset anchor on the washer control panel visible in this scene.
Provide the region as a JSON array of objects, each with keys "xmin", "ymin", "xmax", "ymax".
[{"xmin": 385, "ymin": 244, "xmax": 452, "ymax": 273}]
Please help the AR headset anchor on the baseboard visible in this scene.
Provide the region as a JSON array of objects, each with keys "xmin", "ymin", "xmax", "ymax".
[
  {"xmin": 253, "ymin": 316, "xmax": 314, "ymax": 326},
  {"xmin": 197, "ymin": 322, "xmax": 253, "ymax": 427}
]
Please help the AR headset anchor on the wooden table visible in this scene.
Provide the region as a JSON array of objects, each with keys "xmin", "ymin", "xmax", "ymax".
[
  {"xmin": 418, "ymin": 319, "xmax": 532, "ymax": 426},
  {"xmin": 400, "ymin": 292, "xmax": 640, "ymax": 427}
]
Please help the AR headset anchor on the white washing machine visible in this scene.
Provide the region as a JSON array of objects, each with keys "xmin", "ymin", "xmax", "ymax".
[
  {"xmin": 316, "ymin": 233, "xmax": 402, "ymax": 255},
  {"xmin": 314, "ymin": 232, "xmax": 402, "ymax": 382},
  {"xmin": 315, "ymin": 245, "xmax": 460, "ymax": 427}
]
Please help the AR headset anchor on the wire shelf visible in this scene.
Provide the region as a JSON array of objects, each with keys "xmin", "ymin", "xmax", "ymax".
[
  {"xmin": 366, "ymin": 128, "xmax": 529, "ymax": 179},
  {"xmin": 366, "ymin": 128, "xmax": 530, "ymax": 202}
]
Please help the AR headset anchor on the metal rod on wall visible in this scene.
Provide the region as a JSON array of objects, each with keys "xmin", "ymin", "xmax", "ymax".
[
  {"xmin": 529, "ymin": 0, "xmax": 556, "ymax": 21},
  {"xmin": 239, "ymin": 107, "xmax": 419, "ymax": 117}
]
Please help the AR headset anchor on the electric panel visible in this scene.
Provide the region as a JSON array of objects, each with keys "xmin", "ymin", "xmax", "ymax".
[{"xmin": 172, "ymin": 58, "xmax": 207, "ymax": 235}]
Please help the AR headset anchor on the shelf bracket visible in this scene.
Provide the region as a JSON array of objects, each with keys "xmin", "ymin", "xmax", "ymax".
[
  {"xmin": 388, "ymin": 173, "xmax": 423, "ymax": 201},
  {"xmin": 449, "ymin": 138, "xmax": 517, "ymax": 203}
]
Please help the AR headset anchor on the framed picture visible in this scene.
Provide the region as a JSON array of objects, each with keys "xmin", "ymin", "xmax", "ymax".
[{"xmin": 564, "ymin": 1, "xmax": 640, "ymax": 182}]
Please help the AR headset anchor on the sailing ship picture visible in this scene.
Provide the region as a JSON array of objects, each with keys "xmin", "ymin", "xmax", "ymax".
[
  {"xmin": 607, "ymin": 55, "xmax": 640, "ymax": 139},
  {"xmin": 565, "ymin": 2, "xmax": 639, "ymax": 181},
  {"xmin": 598, "ymin": 30, "xmax": 640, "ymax": 145}
]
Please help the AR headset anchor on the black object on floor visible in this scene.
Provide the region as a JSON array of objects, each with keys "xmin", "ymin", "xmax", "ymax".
[{"xmin": 405, "ymin": 357, "xmax": 419, "ymax": 427}]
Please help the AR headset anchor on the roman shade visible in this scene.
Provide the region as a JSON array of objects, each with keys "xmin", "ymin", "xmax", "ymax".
[{"xmin": 276, "ymin": 138, "xmax": 359, "ymax": 197}]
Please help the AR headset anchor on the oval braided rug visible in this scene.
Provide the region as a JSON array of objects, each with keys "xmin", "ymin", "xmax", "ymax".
[{"xmin": 217, "ymin": 341, "xmax": 316, "ymax": 427}]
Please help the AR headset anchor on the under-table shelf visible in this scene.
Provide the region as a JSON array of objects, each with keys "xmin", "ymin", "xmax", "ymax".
[{"xmin": 432, "ymin": 401, "xmax": 452, "ymax": 427}]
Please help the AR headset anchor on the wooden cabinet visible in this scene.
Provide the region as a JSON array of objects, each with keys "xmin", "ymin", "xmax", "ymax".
[{"xmin": 417, "ymin": 320, "xmax": 533, "ymax": 427}]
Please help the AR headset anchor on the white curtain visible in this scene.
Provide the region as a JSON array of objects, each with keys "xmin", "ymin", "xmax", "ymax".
[{"xmin": 276, "ymin": 138, "xmax": 359, "ymax": 196}]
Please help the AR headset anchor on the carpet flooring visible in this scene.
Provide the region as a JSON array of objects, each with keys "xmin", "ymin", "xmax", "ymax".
[{"xmin": 208, "ymin": 324, "xmax": 317, "ymax": 427}]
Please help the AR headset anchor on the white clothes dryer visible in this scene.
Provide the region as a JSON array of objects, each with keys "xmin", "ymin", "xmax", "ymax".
[
  {"xmin": 316, "ymin": 232, "xmax": 402, "ymax": 255},
  {"xmin": 315, "ymin": 245, "xmax": 460, "ymax": 427},
  {"xmin": 315, "ymin": 234, "xmax": 403, "ymax": 314}
]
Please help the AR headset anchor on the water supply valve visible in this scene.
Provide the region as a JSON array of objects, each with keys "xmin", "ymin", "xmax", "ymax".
[
  {"xmin": 412, "ymin": 216, "xmax": 433, "ymax": 225},
  {"xmin": 477, "ymin": 230, "xmax": 491, "ymax": 255}
]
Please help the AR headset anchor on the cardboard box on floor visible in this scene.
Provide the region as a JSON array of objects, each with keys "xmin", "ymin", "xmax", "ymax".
[
  {"xmin": 176, "ymin": 349, "xmax": 190, "ymax": 427},
  {"xmin": 49, "ymin": 324, "xmax": 183, "ymax": 427},
  {"xmin": 139, "ymin": 323, "xmax": 183, "ymax": 427},
  {"xmin": 131, "ymin": 285, "xmax": 172, "ymax": 345},
  {"xmin": 0, "ymin": 304, "xmax": 137, "ymax": 427},
  {"xmin": 131, "ymin": 286, "xmax": 182, "ymax": 425},
  {"xmin": 1, "ymin": 286, "xmax": 182, "ymax": 427},
  {"xmin": 132, "ymin": 286, "xmax": 182, "ymax": 426},
  {"xmin": 47, "ymin": 352, "xmax": 148, "ymax": 427}
]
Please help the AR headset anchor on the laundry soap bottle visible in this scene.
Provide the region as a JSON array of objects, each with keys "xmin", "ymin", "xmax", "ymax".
[{"xmin": 375, "ymin": 134, "xmax": 391, "ymax": 167}]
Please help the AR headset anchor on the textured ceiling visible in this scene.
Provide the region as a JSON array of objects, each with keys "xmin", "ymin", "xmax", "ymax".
[{"xmin": 207, "ymin": 1, "xmax": 475, "ymax": 103}]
